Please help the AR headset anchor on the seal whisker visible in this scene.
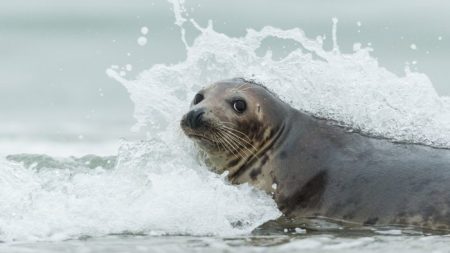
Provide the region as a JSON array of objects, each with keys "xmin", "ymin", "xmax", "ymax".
[
  {"xmin": 221, "ymin": 128, "xmax": 257, "ymax": 146},
  {"xmin": 211, "ymin": 132, "xmax": 224, "ymax": 151},
  {"xmin": 218, "ymin": 125, "xmax": 258, "ymax": 151},
  {"xmin": 211, "ymin": 133, "xmax": 221, "ymax": 150},
  {"xmin": 216, "ymin": 131, "xmax": 246, "ymax": 160},
  {"xmin": 212, "ymin": 132, "xmax": 229, "ymax": 153},
  {"xmin": 217, "ymin": 124, "xmax": 261, "ymax": 160},
  {"xmin": 213, "ymin": 132, "xmax": 230, "ymax": 153},
  {"xmin": 219, "ymin": 127, "xmax": 259, "ymax": 153},
  {"xmin": 219, "ymin": 121, "xmax": 239, "ymax": 127},
  {"xmin": 218, "ymin": 123, "xmax": 253, "ymax": 140},
  {"xmin": 216, "ymin": 131, "xmax": 241, "ymax": 160},
  {"xmin": 238, "ymin": 86, "xmax": 255, "ymax": 92},
  {"xmin": 185, "ymin": 131, "xmax": 218, "ymax": 144},
  {"xmin": 220, "ymin": 132, "xmax": 246, "ymax": 160},
  {"xmin": 221, "ymin": 131, "xmax": 249, "ymax": 155},
  {"xmin": 219, "ymin": 123, "xmax": 250, "ymax": 135},
  {"xmin": 232, "ymin": 83, "xmax": 247, "ymax": 93},
  {"xmin": 219, "ymin": 125, "xmax": 254, "ymax": 143},
  {"xmin": 221, "ymin": 130, "xmax": 259, "ymax": 160},
  {"xmin": 218, "ymin": 137, "xmax": 234, "ymax": 156}
]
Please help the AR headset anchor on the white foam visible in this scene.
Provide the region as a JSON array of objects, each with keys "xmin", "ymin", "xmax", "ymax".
[
  {"xmin": 0, "ymin": 141, "xmax": 279, "ymax": 241},
  {"xmin": 110, "ymin": 11, "xmax": 450, "ymax": 148},
  {"xmin": 0, "ymin": 2, "xmax": 283, "ymax": 240},
  {"xmin": 0, "ymin": 139, "xmax": 119, "ymax": 157},
  {"xmin": 2, "ymin": 0, "xmax": 450, "ymax": 243}
]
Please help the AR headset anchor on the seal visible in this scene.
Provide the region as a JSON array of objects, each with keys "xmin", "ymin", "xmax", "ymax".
[{"xmin": 180, "ymin": 78, "xmax": 450, "ymax": 231}]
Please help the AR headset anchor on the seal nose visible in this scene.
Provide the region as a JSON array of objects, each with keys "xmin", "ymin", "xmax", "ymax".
[{"xmin": 186, "ymin": 109, "xmax": 205, "ymax": 129}]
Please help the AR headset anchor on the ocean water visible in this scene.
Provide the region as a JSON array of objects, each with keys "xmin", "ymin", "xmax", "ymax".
[{"xmin": 1, "ymin": 0, "xmax": 450, "ymax": 252}]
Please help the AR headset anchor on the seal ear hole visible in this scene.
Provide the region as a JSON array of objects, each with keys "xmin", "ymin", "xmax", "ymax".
[
  {"xmin": 193, "ymin": 93, "xmax": 204, "ymax": 105},
  {"xmin": 233, "ymin": 100, "xmax": 247, "ymax": 113}
]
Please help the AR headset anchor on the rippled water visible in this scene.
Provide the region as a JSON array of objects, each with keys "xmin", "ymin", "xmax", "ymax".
[
  {"xmin": 3, "ymin": 234, "xmax": 450, "ymax": 253},
  {"xmin": 1, "ymin": 0, "xmax": 450, "ymax": 252}
]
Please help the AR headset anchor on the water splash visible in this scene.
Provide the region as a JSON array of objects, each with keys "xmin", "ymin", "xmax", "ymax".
[
  {"xmin": 110, "ymin": 0, "xmax": 450, "ymax": 148},
  {"xmin": 0, "ymin": 142, "xmax": 279, "ymax": 242},
  {"xmin": 2, "ymin": 0, "xmax": 450, "ymax": 243}
]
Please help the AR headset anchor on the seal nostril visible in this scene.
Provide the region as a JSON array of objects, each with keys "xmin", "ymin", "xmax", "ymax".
[
  {"xmin": 196, "ymin": 112, "xmax": 204, "ymax": 121},
  {"xmin": 187, "ymin": 109, "xmax": 205, "ymax": 129},
  {"xmin": 193, "ymin": 111, "xmax": 205, "ymax": 128}
]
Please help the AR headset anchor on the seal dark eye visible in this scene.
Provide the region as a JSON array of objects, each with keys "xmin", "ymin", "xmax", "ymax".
[
  {"xmin": 233, "ymin": 100, "xmax": 247, "ymax": 113},
  {"xmin": 193, "ymin": 93, "xmax": 204, "ymax": 105}
]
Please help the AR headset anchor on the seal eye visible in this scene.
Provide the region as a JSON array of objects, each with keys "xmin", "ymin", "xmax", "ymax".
[
  {"xmin": 193, "ymin": 93, "xmax": 204, "ymax": 105},
  {"xmin": 233, "ymin": 100, "xmax": 246, "ymax": 113}
]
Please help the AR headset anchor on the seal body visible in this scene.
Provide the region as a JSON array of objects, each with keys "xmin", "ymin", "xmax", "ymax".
[{"xmin": 180, "ymin": 78, "xmax": 450, "ymax": 230}]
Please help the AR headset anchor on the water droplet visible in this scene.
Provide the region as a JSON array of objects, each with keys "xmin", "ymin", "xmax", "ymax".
[
  {"xmin": 141, "ymin": 26, "xmax": 149, "ymax": 35},
  {"xmin": 137, "ymin": 37, "xmax": 148, "ymax": 46},
  {"xmin": 295, "ymin": 228, "xmax": 306, "ymax": 234}
]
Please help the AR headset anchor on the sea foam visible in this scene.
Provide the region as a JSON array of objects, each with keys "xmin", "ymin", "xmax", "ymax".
[{"xmin": 1, "ymin": 0, "xmax": 449, "ymax": 243}]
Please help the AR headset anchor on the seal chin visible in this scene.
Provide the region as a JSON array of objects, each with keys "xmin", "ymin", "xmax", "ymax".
[
  {"xmin": 190, "ymin": 134, "xmax": 219, "ymax": 151},
  {"xmin": 180, "ymin": 123, "xmax": 219, "ymax": 150},
  {"xmin": 186, "ymin": 132, "xmax": 213, "ymax": 144}
]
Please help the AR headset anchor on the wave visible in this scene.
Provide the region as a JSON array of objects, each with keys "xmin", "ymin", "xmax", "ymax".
[{"xmin": 1, "ymin": 0, "xmax": 449, "ymax": 243}]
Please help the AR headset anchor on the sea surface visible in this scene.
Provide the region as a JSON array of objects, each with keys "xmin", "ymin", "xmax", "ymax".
[{"xmin": 1, "ymin": 0, "xmax": 450, "ymax": 252}]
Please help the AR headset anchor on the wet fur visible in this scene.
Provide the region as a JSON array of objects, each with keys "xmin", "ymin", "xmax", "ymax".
[{"xmin": 182, "ymin": 79, "xmax": 450, "ymax": 231}]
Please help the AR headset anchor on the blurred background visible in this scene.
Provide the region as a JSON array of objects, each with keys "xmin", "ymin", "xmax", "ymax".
[{"xmin": 0, "ymin": 0, "xmax": 448, "ymax": 155}]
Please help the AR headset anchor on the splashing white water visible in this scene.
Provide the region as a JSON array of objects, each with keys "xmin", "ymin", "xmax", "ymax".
[
  {"xmin": 0, "ymin": 0, "xmax": 282, "ymax": 241},
  {"xmin": 1, "ymin": 0, "xmax": 450, "ymax": 243},
  {"xmin": 110, "ymin": 0, "xmax": 450, "ymax": 148},
  {"xmin": 0, "ymin": 141, "xmax": 279, "ymax": 242}
]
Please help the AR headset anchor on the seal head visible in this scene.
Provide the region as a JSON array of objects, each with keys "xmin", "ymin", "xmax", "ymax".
[{"xmin": 180, "ymin": 78, "xmax": 290, "ymax": 180}]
